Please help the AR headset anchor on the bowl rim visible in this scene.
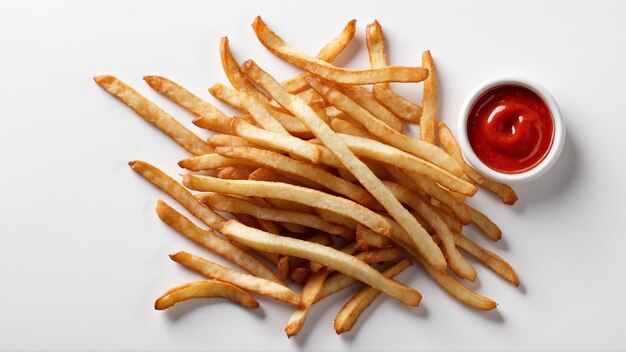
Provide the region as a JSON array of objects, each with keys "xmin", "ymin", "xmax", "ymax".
[{"xmin": 457, "ymin": 76, "xmax": 565, "ymax": 184}]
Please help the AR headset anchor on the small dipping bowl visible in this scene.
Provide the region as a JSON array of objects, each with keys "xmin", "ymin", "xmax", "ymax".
[{"xmin": 457, "ymin": 77, "xmax": 565, "ymax": 184}]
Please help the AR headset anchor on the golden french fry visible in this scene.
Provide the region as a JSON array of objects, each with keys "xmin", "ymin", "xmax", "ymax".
[
  {"xmin": 277, "ymin": 255, "xmax": 290, "ymax": 281},
  {"xmin": 155, "ymin": 280, "xmax": 259, "ymax": 310},
  {"xmin": 207, "ymin": 134, "xmax": 259, "ymax": 148},
  {"xmin": 241, "ymin": 60, "xmax": 446, "ymax": 273},
  {"xmin": 305, "ymin": 77, "xmax": 464, "ymax": 177},
  {"xmin": 94, "ymin": 76, "xmax": 212, "ymax": 155},
  {"xmin": 178, "ymin": 153, "xmax": 256, "ymax": 172},
  {"xmin": 171, "ymin": 251, "xmax": 300, "ymax": 305},
  {"xmin": 452, "ymin": 232, "xmax": 519, "ymax": 285},
  {"xmin": 252, "ymin": 17, "xmax": 428, "ymax": 84},
  {"xmin": 420, "ymin": 50, "xmax": 437, "ymax": 144},
  {"xmin": 221, "ymin": 220, "xmax": 421, "ymax": 307},
  {"xmin": 334, "ymin": 84, "xmax": 403, "ymax": 133},
  {"xmin": 329, "ymin": 118, "xmax": 374, "ymax": 139},
  {"xmin": 282, "ymin": 20, "xmax": 357, "ymax": 93},
  {"xmin": 468, "ymin": 205, "xmax": 502, "ymax": 241},
  {"xmin": 285, "ymin": 269, "xmax": 330, "ymax": 337},
  {"xmin": 336, "ymin": 133, "xmax": 476, "ymax": 195},
  {"xmin": 431, "ymin": 205, "xmax": 463, "ymax": 233},
  {"xmin": 372, "ymin": 85, "xmax": 422, "ymax": 123},
  {"xmin": 233, "ymin": 118, "xmax": 321, "ymax": 164},
  {"xmin": 129, "ymin": 160, "xmax": 225, "ymax": 229},
  {"xmin": 334, "ymin": 258, "xmax": 412, "ymax": 334},
  {"xmin": 183, "ymin": 175, "xmax": 392, "ymax": 236},
  {"xmin": 217, "ymin": 166, "xmax": 253, "ymax": 180},
  {"xmin": 143, "ymin": 75, "xmax": 227, "ymax": 120},
  {"xmin": 214, "ymin": 146, "xmax": 379, "ymax": 208},
  {"xmin": 192, "ymin": 115, "xmax": 245, "ymax": 135},
  {"xmin": 386, "ymin": 166, "xmax": 471, "ymax": 223},
  {"xmin": 197, "ymin": 193, "xmax": 350, "ymax": 236},
  {"xmin": 383, "ymin": 182, "xmax": 476, "ymax": 281},
  {"xmin": 156, "ymin": 200, "xmax": 280, "ymax": 283},
  {"xmin": 356, "ymin": 225, "xmax": 392, "ymax": 249},
  {"xmin": 437, "ymin": 122, "xmax": 518, "ymax": 205},
  {"xmin": 220, "ymin": 36, "xmax": 270, "ymax": 102},
  {"xmin": 365, "ymin": 20, "xmax": 389, "ymax": 89},
  {"xmin": 290, "ymin": 267, "xmax": 311, "ymax": 285}
]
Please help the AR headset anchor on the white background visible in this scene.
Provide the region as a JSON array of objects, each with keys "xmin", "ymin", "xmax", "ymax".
[{"xmin": 1, "ymin": 0, "xmax": 625, "ymax": 350}]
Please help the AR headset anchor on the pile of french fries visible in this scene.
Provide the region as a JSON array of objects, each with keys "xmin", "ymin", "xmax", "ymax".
[{"xmin": 95, "ymin": 17, "xmax": 520, "ymax": 336}]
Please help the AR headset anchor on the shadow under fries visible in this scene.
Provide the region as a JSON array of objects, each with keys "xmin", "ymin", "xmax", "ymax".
[
  {"xmin": 164, "ymin": 298, "xmax": 267, "ymax": 322},
  {"xmin": 513, "ymin": 132, "xmax": 579, "ymax": 213},
  {"xmin": 329, "ymin": 33, "xmax": 362, "ymax": 69}
]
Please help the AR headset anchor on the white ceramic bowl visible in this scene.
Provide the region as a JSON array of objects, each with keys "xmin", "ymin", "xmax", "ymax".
[{"xmin": 457, "ymin": 77, "xmax": 565, "ymax": 184}]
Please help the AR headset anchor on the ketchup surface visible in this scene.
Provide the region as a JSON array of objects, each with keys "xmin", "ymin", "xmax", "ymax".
[{"xmin": 467, "ymin": 85, "xmax": 554, "ymax": 174}]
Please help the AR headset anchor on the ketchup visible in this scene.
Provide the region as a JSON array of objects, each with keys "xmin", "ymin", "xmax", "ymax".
[{"xmin": 467, "ymin": 85, "xmax": 554, "ymax": 174}]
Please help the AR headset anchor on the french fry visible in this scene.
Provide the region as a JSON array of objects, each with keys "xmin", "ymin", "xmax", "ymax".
[
  {"xmin": 382, "ymin": 182, "xmax": 476, "ymax": 281},
  {"xmin": 334, "ymin": 84, "xmax": 403, "ymax": 133},
  {"xmin": 217, "ymin": 166, "xmax": 253, "ymax": 180},
  {"xmin": 197, "ymin": 193, "xmax": 350, "ymax": 236},
  {"xmin": 277, "ymin": 255, "xmax": 290, "ymax": 281},
  {"xmin": 207, "ymin": 134, "xmax": 259, "ymax": 148},
  {"xmin": 372, "ymin": 85, "xmax": 422, "ymax": 123},
  {"xmin": 252, "ymin": 17, "xmax": 428, "ymax": 84},
  {"xmin": 154, "ymin": 280, "xmax": 259, "ymax": 310},
  {"xmin": 431, "ymin": 205, "xmax": 463, "ymax": 233},
  {"xmin": 468, "ymin": 205, "xmax": 502, "ymax": 241},
  {"xmin": 290, "ymin": 267, "xmax": 311, "ymax": 285},
  {"xmin": 356, "ymin": 225, "xmax": 392, "ymax": 249},
  {"xmin": 282, "ymin": 20, "xmax": 357, "ymax": 93},
  {"xmin": 214, "ymin": 146, "xmax": 379, "ymax": 208},
  {"xmin": 334, "ymin": 258, "xmax": 412, "ymax": 334},
  {"xmin": 437, "ymin": 122, "xmax": 518, "ymax": 205},
  {"xmin": 183, "ymin": 175, "xmax": 392, "ymax": 236},
  {"xmin": 233, "ymin": 119, "xmax": 321, "ymax": 163},
  {"xmin": 329, "ymin": 118, "xmax": 375, "ymax": 139},
  {"xmin": 420, "ymin": 50, "xmax": 437, "ymax": 144},
  {"xmin": 336, "ymin": 133, "xmax": 476, "ymax": 195},
  {"xmin": 128, "ymin": 161, "xmax": 225, "ymax": 229},
  {"xmin": 365, "ymin": 20, "xmax": 389, "ymax": 89},
  {"xmin": 192, "ymin": 115, "xmax": 248, "ymax": 135},
  {"xmin": 93, "ymin": 76, "xmax": 212, "ymax": 155},
  {"xmin": 156, "ymin": 200, "xmax": 280, "ymax": 283},
  {"xmin": 452, "ymin": 232, "xmax": 519, "ymax": 285},
  {"xmin": 209, "ymin": 83, "xmax": 289, "ymax": 134},
  {"xmin": 220, "ymin": 36, "xmax": 270, "ymax": 102},
  {"xmin": 178, "ymin": 154, "xmax": 256, "ymax": 172},
  {"xmin": 285, "ymin": 269, "xmax": 330, "ymax": 337},
  {"xmin": 143, "ymin": 75, "xmax": 227, "ymax": 121},
  {"xmin": 221, "ymin": 220, "xmax": 421, "ymax": 307},
  {"xmin": 241, "ymin": 60, "xmax": 446, "ymax": 273},
  {"xmin": 171, "ymin": 251, "xmax": 300, "ymax": 305},
  {"xmin": 305, "ymin": 77, "xmax": 464, "ymax": 177},
  {"xmin": 386, "ymin": 166, "xmax": 471, "ymax": 223}
]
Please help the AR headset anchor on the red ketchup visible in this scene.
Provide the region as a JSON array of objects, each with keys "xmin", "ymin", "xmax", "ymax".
[{"xmin": 467, "ymin": 85, "xmax": 554, "ymax": 174}]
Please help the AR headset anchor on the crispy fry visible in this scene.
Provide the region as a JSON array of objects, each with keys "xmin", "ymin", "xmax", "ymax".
[
  {"xmin": 382, "ymin": 181, "xmax": 476, "ymax": 281},
  {"xmin": 334, "ymin": 84, "xmax": 403, "ymax": 133},
  {"xmin": 334, "ymin": 258, "xmax": 412, "ymax": 333},
  {"xmin": 468, "ymin": 205, "xmax": 502, "ymax": 241},
  {"xmin": 183, "ymin": 175, "xmax": 392, "ymax": 236},
  {"xmin": 452, "ymin": 232, "xmax": 519, "ymax": 285},
  {"xmin": 282, "ymin": 20, "xmax": 357, "ymax": 93},
  {"xmin": 431, "ymin": 205, "xmax": 463, "ymax": 233},
  {"xmin": 420, "ymin": 50, "xmax": 437, "ymax": 144},
  {"xmin": 335, "ymin": 133, "xmax": 476, "ymax": 195},
  {"xmin": 252, "ymin": 17, "xmax": 428, "ymax": 84},
  {"xmin": 365, "ymin": 20, "xmax": 389, "ymax": 89},
  {"xmin": 207, "ymin": 134, "xmax": 259, "ymax": 148},
  {"xmin": 198, "ymin": 193, "xmax": 350, "ymax": 236},
  {"xmin": 329, "ymin": 118, "xmax": 374, "ymax": 139},
  {"xmin": 285, "ymin": 269, "xmax": 330, "ymax": 337},
  {"xmin": 129, "ymin": 161, "xmax": 225, "ymax": 229},
  {"xmin": 156, "ymin": 200, "xmax": 280, "ymax": 283},
  {"xmin": 193, "ymin": 115, "xmax": 251, "ymax": 135},
  {"xmin": 306, "ymin": 77, "xmax": 464, "ymax": 177},
  {"xmin": 241, "ymin": 60, "xmax": 446, "ymax": 272},
  {"xmin": 372, "ymin": 86, "xmax": 422, "ymax": 123},
  {"xmin": 290, "ymin": 267, "xmax": 311, "ymax": 285},
  {"xmin": 155, "ymin": 280, "xmax": 259, "ymax": 310},
  {"xmin": 178, "ymin": 154, "xmax": 256, "ymax": 172},
  {"xmin": 217, "ymin": 166, "xmax": 253, "ymax": 180},
  {"xmin": 220, "ymin": 36, "xmax": 270, "ymax": 102},
  {"xmin": 437, "ymin": 122, "xmax": 518, "ymax": 205},
  {"xmin": 277, "ymin": 255, "xmax": 290, "ymax": 281},
  {"xmin": 233, "ymin": 119, "xmax": 321, "ymax": 163},
  {"xmin": 214, "ymin": 146, "xmax": 379, "ymax": 208},
  {"xmin": 171, "ymin": 251, "xmax": 300, "ymax": 305},
  {"xmin": 143, "ymin": 75, "xmax": 227, "ymax": 120},
  {"xmin": 221, "ymin": 220, "xmax": 421, "ymax": 306},
  {"xmin": 356, "ymin": 225, "xmax": 392, "ymax": 249},
  {"xmin": 94, "ymin": 76, "xmax": 212, "ymax": 155}
]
